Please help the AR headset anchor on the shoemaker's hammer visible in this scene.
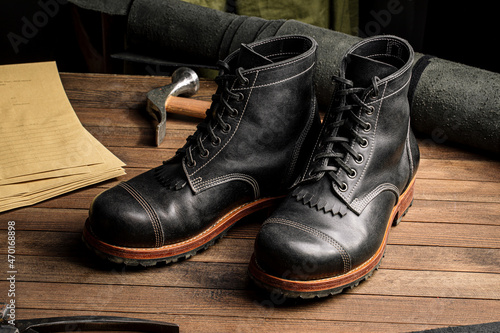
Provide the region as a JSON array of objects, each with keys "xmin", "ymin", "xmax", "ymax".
[{"xmin": 146, "ymin": 67, "xmax": 211, "ymax": 146}]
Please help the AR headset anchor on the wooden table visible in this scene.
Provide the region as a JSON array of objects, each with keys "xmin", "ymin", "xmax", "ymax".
[{"xmin": 1, "ymin": 73, "xmax": 499, "ymax": 332}]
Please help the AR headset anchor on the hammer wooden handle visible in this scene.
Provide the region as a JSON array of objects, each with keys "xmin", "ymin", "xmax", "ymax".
[{"xmin": 166, "ymin": 96, "xmax": 211, "ymax": 119}]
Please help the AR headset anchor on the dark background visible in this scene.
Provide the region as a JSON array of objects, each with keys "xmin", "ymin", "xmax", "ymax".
[{"xmin": 0, "ymin": 0, "xmax": 498, "ymax": 74}]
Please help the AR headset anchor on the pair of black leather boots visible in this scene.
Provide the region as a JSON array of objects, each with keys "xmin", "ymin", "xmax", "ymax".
[{"xmin": 83, "ymin": 34, "xmax": 419, "ymax": 298}]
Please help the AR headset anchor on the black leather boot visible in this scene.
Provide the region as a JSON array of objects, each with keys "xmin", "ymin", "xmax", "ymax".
[
  {"xmin": 83, "ymin": 35, "xmax": 320, "ymax": 266},
  {"xmin": 249, "ymin": 35, "xmax": 419, "ymax": 298}
]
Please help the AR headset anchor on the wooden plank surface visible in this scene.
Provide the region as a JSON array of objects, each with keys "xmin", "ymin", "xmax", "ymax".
[{"xmin": 1, "ymin": 72, "xmax": 499, "ymax": 332}]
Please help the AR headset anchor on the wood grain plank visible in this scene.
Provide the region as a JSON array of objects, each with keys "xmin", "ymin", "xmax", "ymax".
[
  {"xmin": 75, "ymin": 107, "xmax": 199, "ymax": 130},
  {"xmin": 389, "ymin": 222, "xmax": 500, "ymax": 248},
  {"xmin": 83, "ymin": 125, "xmax": 193, "ymax": 149},
  {"xmin": 417, "ymin": 159, "xmax": 500, "ymax": 182},
  {"xmin": 61, "ymin": 72, "xmax": 217, "ymax": 96},
  {"xmin": 17, "ymin": 308, "xmax": 445, "ymax": 333},
  {"xmin": 106, "ymin": 147, "xmax": 176, "ymax": 168},
  {"xmin": 417, "ymin": 138, "xmax": 498, "ymax": 161},
  {"xmin": 347, "ymin": 269, "xmax": 500, "ymax": 299},
  {"xmin": 9, "ymin": 253, "xmax": 500, "ymax": 299},
  {"xmin": 3, "ymin": 225, "xmax": 499, "ymax": 271},
  {"xmin": 5, "ymin": 282, "xmax": 498, "ymax": 326},
  {"xmin": 61, "ymin": 72, "xmax": 174, "ymax": 92},
  {"xmin": 381, "ymin": 245, "xmax": 500, "ymax": 273},
  {"xmin": 26, "ymin": 188, "xmax": 105, "ymax": 210},
  {"xmin": 404, "ymin": 200, "xmax": 500, "ymax": 226},
  {"xmin": 2, "ymin": 219, "xmax": 499, "ymax": 258},
  {"xmin": 414, "ymin": 179, "xmax": 500, "ymax": 203},
  {"xmin": 75, "ymin": 107, "xmax": 152, "ymax": 129},
  {"xmin": 0, "ymin": 207, "xmax": 88, "ymax": 232}
]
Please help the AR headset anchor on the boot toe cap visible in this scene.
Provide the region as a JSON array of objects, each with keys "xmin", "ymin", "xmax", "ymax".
[
  {"xmin": 87, "ymin": 183, "xmax": 159, "ymax": 248},
  {"xmin": 254, "ymin": 218, "xmax": 349, "ymax": 281}
]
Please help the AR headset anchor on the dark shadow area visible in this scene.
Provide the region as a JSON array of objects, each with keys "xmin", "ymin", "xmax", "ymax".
[{"xmin": 1, "ymin": 1, "xmax": 498, "ymax": 73}]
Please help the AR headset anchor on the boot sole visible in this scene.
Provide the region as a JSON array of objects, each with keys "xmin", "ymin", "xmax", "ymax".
[
  {"xmin": 248, "ymin": 176, "xmax": 416, "ymax": 299},
  {"xmin": 83, "ymin": 196, "xmax": 282, "ymax": 266}
]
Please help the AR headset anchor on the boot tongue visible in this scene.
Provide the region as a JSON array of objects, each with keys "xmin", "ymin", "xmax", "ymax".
[
  {"xmin": 345, "ymin": 54, "xmax": 397, "ymax": 87},
  {"xmin": 236, "ymin": 44, "xmax": 273, "ymax": 69}
]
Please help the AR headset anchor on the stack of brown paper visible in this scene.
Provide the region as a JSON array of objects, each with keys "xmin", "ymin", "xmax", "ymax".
[{"xmin": 0, "ymin": 62, "xmax": 126, "ymax": 212}]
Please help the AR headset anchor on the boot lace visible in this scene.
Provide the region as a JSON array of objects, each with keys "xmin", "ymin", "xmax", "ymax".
[
  {"xmin": 174, "ymin": 60, "xmax": 248, "ymax": 167},
  {"xmin": 309, "ymin": 75, "xmax": 379, "ymax": 191}
]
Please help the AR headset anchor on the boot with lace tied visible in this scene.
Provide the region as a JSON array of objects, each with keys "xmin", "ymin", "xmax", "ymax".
[
  {"xmin": 249, "ymin": 35, "xmax": 420, "ymax": 298},
  {"xmin": 83, "ymin": 35, "xmax": 320, "ymax": 265}
]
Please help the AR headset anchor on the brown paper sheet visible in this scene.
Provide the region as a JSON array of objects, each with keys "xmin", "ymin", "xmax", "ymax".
[{"xmin": 0, "ymin": 62, "xmax": 126, "ymax": 212}]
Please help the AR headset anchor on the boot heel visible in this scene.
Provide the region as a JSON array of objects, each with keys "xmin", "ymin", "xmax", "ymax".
[{"xmin": 392, "ymin": 177, "xmax": 416, "ymax": 226}]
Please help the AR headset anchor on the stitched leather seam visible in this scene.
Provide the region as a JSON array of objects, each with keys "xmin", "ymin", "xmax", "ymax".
[
  {"xmin": 406, "ymin": 122, "xmax": 414, "ymax": 178},
  {"xmin": 118, "ymin": 182, "xmax": 164, "ymax": 248},
  {"xmin": 192, "ymin": 173, "xmax": 260, "ymax": 198},
  {"xmin": 188, "ymin": 72, "xmax": 258, "ymax": 177},
  {"xmin": 285, "ymin": 98, "xmax": 316, "ymax": 184},
  {"xmin": 243, "ymin": 36, "xmax": 315, "ymax": 74},
  {"xmin": 347, "ymin": 37, "xmax": 412, "ymax": 83},
  {"xmin": 299, "ymin": 101, "xmax": 328, "ymax": 184},
  {"xmin": 250, "ymin": 35, "xmax": 311, "ymax": 48},
  {"xmin": 367, "ymin": 53, "xmax": 406, "ymax": 63},
  {"xmin": 365, "ymin": 76, "xmax": 411, "ymax": 106},
  {"xmin": 103, "ymin": 198, "xmax": 272, "ymax": 251},
  {"xmin": 350, "ymin": 183, "xmax": 400, "ymax": 212},
  {"xmin": 243, "ymin": 52, "xmax": 311, "ymax": 74},
  {"xmin": 266, "ymin": 51, "xmax": 301, "ymax": 58},
  {"xmin": 334, "ymin": 81, "xmax": 386, "ymax": 205},
  {"xmin": 265, "ymin": 218, "xmax": 351, "ymax": 273},
  {"xmin": 234, "ymin": 62, "xmax": 315, "ymax": 90},
  {"xmin": 344, "ymin": 81, "xmax": 388, "ymax": 202}
]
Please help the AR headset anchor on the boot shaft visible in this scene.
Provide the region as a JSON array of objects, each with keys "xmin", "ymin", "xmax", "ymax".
[
  {"xmin": 183, "ymin": 35, "xmax": 320, "ymax": 197},
  {"xmin": 299, "ymin": 35, "xmax": 417, "ymax": 214}
]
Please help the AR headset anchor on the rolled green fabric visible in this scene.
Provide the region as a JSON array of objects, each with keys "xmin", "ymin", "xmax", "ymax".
[
  {"xmin": 127, "ymin": 0, "xmax": 233, "ymax": 63},
  {"xmin": 410, "ymin": 57, "xmax": 500, "ymax": 153},
  {"xmin": 123, "ymin": 0, "xmax": 500, "ymax": 153}
]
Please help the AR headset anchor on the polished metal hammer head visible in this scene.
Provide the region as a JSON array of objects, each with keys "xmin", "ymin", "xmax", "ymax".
[{"xmin": 146, "ymin": 67, "xmax": 200, "ymax": 146}]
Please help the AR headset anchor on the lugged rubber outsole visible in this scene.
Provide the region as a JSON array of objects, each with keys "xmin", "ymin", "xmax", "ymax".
[
  {"xmin": 248, "ymin": 177, "xmax": 416, "ymax": 299},
  {"xmin": 83, "ymin": 196, "xmax": 282, "ymax": 267}
]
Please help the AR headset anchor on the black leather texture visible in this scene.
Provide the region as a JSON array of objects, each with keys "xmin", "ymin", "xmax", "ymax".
[
  {"xmin": 86, "ymin": 35, "xmax": 321, "ymax": 250},
  {"xmin": 253, "ymin": 35, "xmax": 419, "ymax": 282}
]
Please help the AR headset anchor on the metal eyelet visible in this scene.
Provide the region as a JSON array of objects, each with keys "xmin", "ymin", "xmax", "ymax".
[
  {"xmin": 366, "ymin": 105, "xmax": 375, "ymax": 115},
  {"xmin": 363, "ymin": 123, "xmax": 371, "ymax": 132},
  {"xmin": 229, "ymin": 108, "xmax": 239, "ymax": 118},
  {"xmin": 240, "ymin": 77, "xmax": 249, "ymax": 86},
  {"xmin": 348, "ymin": 169, "xmax": 357, "ymax": 179},
  {"xmin": 339, "ymin": 182, "xmax": 348, "ymax": 192},
  {"xmin": 355, "ymin": 154, "xmax": 364, "ymax": 164},
  {"xmin": 187, "ymin": 160, "xmax": 196, "ymax": 168},
  {"xmin": 236, "ymin": 67, "xmax": 249, "ymax": 86},
  {"xmin": 200, "ymin": 149, "xmax": 209, "ymax": 158},
  {"xmin": 212, "ymin": 137, "xmax": 221, "ymax": 146},
  {"xmin": 222, "ymin": 124, "xmax": 231, "ymax": 134},
  {"xmin": 360, "ymin": 138, "xmax": 369, "ymax": 148},
  {"xmin": 237, "ymin": 92, "xmax": 245, "ymax": 101}
]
